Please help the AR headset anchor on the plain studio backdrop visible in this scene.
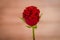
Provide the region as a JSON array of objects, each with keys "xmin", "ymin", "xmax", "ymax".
[{"xmin": 0, "ymin": 0, "xmax": 60, "ymax": 40}]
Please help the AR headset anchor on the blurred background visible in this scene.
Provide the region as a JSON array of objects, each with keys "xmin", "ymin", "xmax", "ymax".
[{"xmin": 0, "ymin": 0, "xmax": 60, "ymax": 40}]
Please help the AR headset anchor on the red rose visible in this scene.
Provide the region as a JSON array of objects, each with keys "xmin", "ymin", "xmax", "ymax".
[{"xmin": 23, "ymin": 6, "xmax": 40, "ymax": 26}]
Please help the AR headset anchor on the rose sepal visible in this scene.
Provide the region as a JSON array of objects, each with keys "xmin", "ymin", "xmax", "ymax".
[
  {"xmin": 26, "ymin": 25, "xmax": 37, "ymax": 29},
  {"xmin": 39, "ymin": 13, "xmax": 43, "ymax": 18},
  {"xmin": 19, "ymin": 17, "xmax": 25, "ymax": 22}
]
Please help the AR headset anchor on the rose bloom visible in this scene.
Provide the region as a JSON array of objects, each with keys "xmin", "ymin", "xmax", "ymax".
[{"xmin": 23, "ymin": 6, "xmax": 40, "ymax": 26}]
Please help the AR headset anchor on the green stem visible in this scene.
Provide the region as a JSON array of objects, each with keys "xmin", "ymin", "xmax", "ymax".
[{"xmin": 32, "ymin": 27, "xmax": 35, "ymax": 40}]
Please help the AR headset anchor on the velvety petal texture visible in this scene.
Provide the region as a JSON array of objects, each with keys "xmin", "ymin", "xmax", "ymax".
[{"xmin": 23, "ymin": 6, "xmax": 40, "ymax": 26}]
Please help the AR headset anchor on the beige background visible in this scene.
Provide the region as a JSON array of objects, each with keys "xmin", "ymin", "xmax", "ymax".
[{"xmin": 0, "ymin": 0, "xmax": 60, "ymax": 40}]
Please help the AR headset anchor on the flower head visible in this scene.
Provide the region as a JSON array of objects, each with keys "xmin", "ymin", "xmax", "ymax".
[{"xmin": 23, "ymin": 6, "xmax": 40, "ymax": 26}]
